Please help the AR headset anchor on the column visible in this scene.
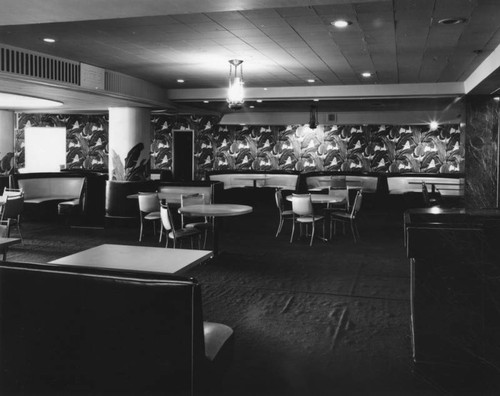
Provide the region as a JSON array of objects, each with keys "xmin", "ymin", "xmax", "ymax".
[
  {"xmin": 464, "ymin": 96, "xmax": 500, "ymax": 209},
  {"xmin": 108, "ymin": 107, "xmax": 151, "ymax": 181},
  {"xmin": 0, "ymin": 110, "xmax": 15, "ymax": 176}
]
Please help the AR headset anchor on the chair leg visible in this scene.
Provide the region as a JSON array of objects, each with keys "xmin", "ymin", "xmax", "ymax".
[
  {"xmin": 139, "ymin": 221, "xmax": 144, "ymax": 242},
  {"xmin": 159, "ymin": 224, "xmax": 163, "ymax": 243},
  {"xmin": 290, "ymin": 220, "xmax": 296, "ymax": 243},
  {"xmin": 310, "ymin": 222, "xmax": 315, "ymax": 246},
  {"xmin": 276, "ymin": 216, "xmax": 284, "ymax": 237}
]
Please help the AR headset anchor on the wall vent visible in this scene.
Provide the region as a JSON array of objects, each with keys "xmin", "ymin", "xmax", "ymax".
[
  {"xmin": 105, "ymin": 70, "xmax": 167, "ymax": 103},
  {"xmin": 0, "ymin": 44, "xmax": 80, "ymax": 85},
  {"xmin": 327, "ymin": 113, "xmax": 337, "ymax": 122}
]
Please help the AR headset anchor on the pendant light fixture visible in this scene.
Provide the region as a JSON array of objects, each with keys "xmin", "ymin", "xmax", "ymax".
[{"xmin": 227, "ymin": 59, "xmax": 244, "ymax": 110}]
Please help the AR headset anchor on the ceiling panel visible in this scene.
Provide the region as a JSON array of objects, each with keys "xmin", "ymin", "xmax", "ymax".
[{"xmin": 1, "ymin": 0, "xmax": 499, "ymax": 112}]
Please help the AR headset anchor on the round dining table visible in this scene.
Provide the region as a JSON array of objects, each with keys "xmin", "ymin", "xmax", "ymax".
[{"xmin": 178, "ymin": 204, "xmax": 253, "ymax": 255}]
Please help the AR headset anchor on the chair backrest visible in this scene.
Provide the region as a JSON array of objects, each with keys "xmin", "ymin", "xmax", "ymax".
[
  {"xmin": 2, "ymin": 194, "xmax": 24, "ymax": 221},
  {"xmin": 328, "ymin": 187, "xmax": 348, "ymax": 202},
  {"xmin": 0, "ymin": 219, "xmax": 11, "ymax": 238},
  {"xmin": 0, "ymin": 261, "xmax": 205, "ymax": 396},
  {"xmin": 351, "ymin": 190, "xmax": 363, "ymax": 217},
  {"xmin": 160, "ymin": 202, "xmax": 175, "ymax": 232},
  {"xmin": 275, "ymin": 188, "xmax": 285, "ymax": 212},
  {"xmin": 291, "ymin": 194, "xmax": 314, "ymax": 216},
  {"xmin": 138, "ymin": 192, "xmax": 160, "ymax": 213},
  {"xmin": 347, "ymin": 187, "xmax": 361, "ymax": 210},
  {"xmin": 2, "ymin": 187, "xmax": 23, "ymax": 197},
  {"xmin": 421, "ymin": 182, "xmax": 431, "ymax": 207}
]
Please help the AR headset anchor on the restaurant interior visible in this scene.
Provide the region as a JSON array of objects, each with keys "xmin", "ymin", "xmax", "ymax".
[{"xmin": 1, "ymin": 1, "xmax": 500, "ymax": 395}]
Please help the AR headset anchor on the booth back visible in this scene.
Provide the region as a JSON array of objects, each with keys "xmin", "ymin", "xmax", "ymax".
[{"xmin": 0, "ymin": 262, "xmax": 205, "ymax": 396}]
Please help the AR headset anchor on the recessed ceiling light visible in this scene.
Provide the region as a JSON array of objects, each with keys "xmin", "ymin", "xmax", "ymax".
[
  {"xmin": 438, "ymin": 17, "xmax": 466, "ymax": 25},
  {"xmin": 263, "ymin": 88, "xmax": 268, "ymax": 91},
  {"xmin": 361, "ymin": 72, "xmax": 372, "ymax": 78},
  {"xmin": 256, "ymin": 100, "xmax": 263, "ymax": 103},
  {"xmin": 493, "ymin": 97, "xmax": 500, "ymax": 102},
  {"xmin": 313, "ymin": 99, "xmax": 319, "ymax": 102},
  {"xmin": 430, "ymin": 121, "xmax": 439, "ymax": 130},
  {"xmin": 203, "ymin": 100, "xmax": 209, "ymax": 103},
  {"xmin": 43, "ymin": 38, "xmax": 56, "ymax": 43},
  {"xmin": 177, "ymin": 79, "xmax": 185, "ymax": 83},
  {"xmin": 332, "ymin": 20, "xmax": 352, "ymax": 28},
  {"xmin": 307, "ymin": 79, "xmax": 315, "ymax": 83},
  {"xmin": 249, "ymin": 105, "xmax": 255, "ymax": 109}
]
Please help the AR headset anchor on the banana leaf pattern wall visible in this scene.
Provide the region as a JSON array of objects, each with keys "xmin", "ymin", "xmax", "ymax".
[
  {"xmin": 203, "ymin": 124, "xmax": 464, "ymax": 174},
  {"xmin": 15, "ymin": 114, "xmax": 108, "ymax": 171}
]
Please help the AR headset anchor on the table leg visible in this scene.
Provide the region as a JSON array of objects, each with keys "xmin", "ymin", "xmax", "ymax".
[{"xmin": 211, "ymin": 217, "xmax": 219, "ymax": 255}]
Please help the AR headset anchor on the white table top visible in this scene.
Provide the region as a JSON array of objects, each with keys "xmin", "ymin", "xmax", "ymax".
[
  {"xmin": 0, "ymin": 237, "xmax": 22, "ymax": 248},
  {"xmin": 286, "ymin": 194, "xmax": 344, "ymax": 204},
  {"xmin": 178, "ymin": 204, "xmax": 253, "ymax": 217},
  {"xmin": 49, "ymin": 244, "xmax": 213, "ymax": 275},
  {"xmin": 127, "ymin": 192, "xmax": 183, "ymax": 204}
]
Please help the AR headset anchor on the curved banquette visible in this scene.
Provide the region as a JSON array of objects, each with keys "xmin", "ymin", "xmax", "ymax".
[
  {"xmin": 0, "ymin": 261, "xmax": 233, "ymax": 396},
  {"xmin": 105, "ymin": 180, "xmax": 224, "ymax": 219},
  {"xmin": 386, "ymin": 173, "xmax": 464, "ymax": 196},
  {"xmin": 207, "ymin": 170, "xmax": 300, "ymax": 191},
  {"xmin": 10, "ymin": 171, "xmax": 107, "ymax": 224},
  {"xmin": 296, "ymin": 171, "xmax": 385, "ymax": 194}
]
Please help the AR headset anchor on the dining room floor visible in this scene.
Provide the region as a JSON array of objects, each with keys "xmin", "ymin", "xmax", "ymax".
[{"xmin": 6, "ymin": 189, "xmax": 500, "ymax": 396}]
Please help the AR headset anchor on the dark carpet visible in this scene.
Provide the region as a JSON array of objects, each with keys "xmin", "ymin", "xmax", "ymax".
[{"xmin": 6, "ymin": 191, "xmax": 498, "ymax": 396}]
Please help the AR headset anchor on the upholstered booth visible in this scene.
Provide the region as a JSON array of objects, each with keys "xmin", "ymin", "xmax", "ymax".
[
  {"xmin": 158, "ymin": 181, "xmax": 224, "ymax": 203},
  {"xmin": 207, "ymin": 170, "xmax": 300, "ymax": 191},
  {"xmin": 10, "ymin": 172, "xmax": 107, "ymax": 224},
  {"xmin": 0, "ymin": 261, "xmax": 233, "ymax": 396}
]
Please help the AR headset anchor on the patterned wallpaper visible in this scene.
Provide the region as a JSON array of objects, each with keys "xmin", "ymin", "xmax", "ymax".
[
  {"xmin": 195, "ymin": 123, "xmax": 464, "ymax": 174},
  {"xmin": 15, "ymin": 113, "xmax": 464, "ymax": 177},
  {"xmin": 16, "ymin": 114, "xmax": 108, "ymax": 171}
]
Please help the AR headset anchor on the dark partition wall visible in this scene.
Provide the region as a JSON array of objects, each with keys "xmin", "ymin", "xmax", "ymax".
[
  {"xmin": 172, "ymin": 129, "xmax": 194, "ymax": 182},
  {"xmin": 465, "ymin": 96, "xmax": 500, "ymax": 209}
]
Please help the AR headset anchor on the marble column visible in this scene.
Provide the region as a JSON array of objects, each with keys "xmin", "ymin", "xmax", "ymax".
[
  {"xmin": 465, "ymin": 96, "xmax": 500, "ymax": 209},
  {"xmin": 108, "ymin": 107, "xmax": 151, "ymax": 181},
  {"xmin": 0, "ymin": 110, "xmax": 15, "ymax": 175}
]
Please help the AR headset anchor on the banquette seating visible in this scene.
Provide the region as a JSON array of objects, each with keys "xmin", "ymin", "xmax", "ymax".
[
  {"xmin": 105, "ymin": 180, "xmax": 223, "ymax": 221},
  {"xmin": 207, "ymin": 170, "xmax": 300, "ymax": 191},
  {"xmin": 10, "ymin": 172, "xmax": 107, "ymax": 225},
  {"xmin": 0, "ymin": 261, "xmax": 233, "ymax": 396}
]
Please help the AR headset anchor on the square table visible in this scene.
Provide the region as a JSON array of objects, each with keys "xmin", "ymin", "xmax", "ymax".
[
  {"xmin": 49, "ymin": 244, "xmax": 213, "ymax": 275},
  {"xmin": 0, "ymin": 237, "xmax": 22, "ymax": 261}
]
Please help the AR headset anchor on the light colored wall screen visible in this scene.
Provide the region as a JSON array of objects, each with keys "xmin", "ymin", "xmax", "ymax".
[{"xmin": 24, "ymin": 127, "xmax": 66, "ymax": 172}]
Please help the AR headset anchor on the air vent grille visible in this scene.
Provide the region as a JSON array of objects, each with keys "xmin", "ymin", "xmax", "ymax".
[
  {"xmin": 0, "ymin": 44, "xmax": 80, "ymax": 85},
  {"xmin": 105, "ymin": 70, "xmax": 167, "ymax": 103}
]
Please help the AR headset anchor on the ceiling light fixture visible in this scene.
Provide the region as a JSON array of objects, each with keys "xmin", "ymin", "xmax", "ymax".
[
  {"xmin": 177, "ymin": 79, "xmax": 185, "ymax": 83},
  {"xmin": 227, "ymin": 59, "xmax": 244, "ymax": 110},
  {"xmin": 307, "ymin": 79, "xmax": 315, "ymax": 83},
  {"xmin": 361, "ymin": 72, "xmax": 372, "ymax": 78},
  {"xmin": 43, "ymin": 38, "xmax": 56, "ymax": 43},
  {"xmin": 430, "ymin": 121, "xmax": 439, "ymax": 130},
  {"xmin": 332, "ymin": 19, "xmax": 352, "ymax": 28}
]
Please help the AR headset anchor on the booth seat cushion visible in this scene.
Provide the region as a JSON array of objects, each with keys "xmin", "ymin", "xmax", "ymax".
[{"xmin": 57, "ymin": 198, "xmax": 81, "ymax": 215}]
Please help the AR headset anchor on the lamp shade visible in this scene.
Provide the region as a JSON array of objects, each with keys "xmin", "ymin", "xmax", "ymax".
[{"xmin": 227, "ymin": 59, "xmax": 244, "ymax": 110}]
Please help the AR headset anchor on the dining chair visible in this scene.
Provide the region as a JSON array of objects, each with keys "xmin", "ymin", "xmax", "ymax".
[
  {"xmin": 422, "ymin": 182, "xmax": 441, "ymax": 207},
  {"xmin": 137, "ymin": 192, "xmax": 161, "ymax": 242},
  {"xmin": 1, "ymin": 194, "xmax": 24, "ymax": 243},
  {"xmin": 329, "ymin": 190, "xmax": 363, "ymax": 243},
  {"xmin": 0, "ymin": 219, "xmax": 12, "ymax": 261},
  {"xmin": 290, "ymin": 194, "xmax": 324, "ymax": 247},
  {"xmin": 274, "ymin": 188, "xmax": 293, "ymax": 237},
  {"xmin": 181, "ymin": 193, "xmax": 210, "ymax": 248},
  {"xmin": 160, "ymin": 202, "xmax": 201, "ymax": 249}
]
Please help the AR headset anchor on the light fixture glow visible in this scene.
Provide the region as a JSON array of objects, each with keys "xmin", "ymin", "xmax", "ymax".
[
  {"xmin": 227, "ymin": 59, "xmax": 244, "ymax": 110},
  {"xmin": 203, "ymin": 100, "xmax": 209, "ymax": 103},
  {"xmin": 43, "ymin": 37, "xmax": 56, "ymax": 43},
  {"xmin": 361, "ymin": 72, "xmax": 372, "ymax": 78},
  {"xmin": 256, "ymin": 99, "xmax": 263, "ymax": 103},
  {"xmin": 0, "ymin": 93, "xmax": 63, "ymax": 109},
  {"xmin": 493, "ymin": 97, "xmax": 500, "ymax": 102},
  {"xmin": 430, "ymin": 121, "xmax": 439, "ymax": 131},
  {"xmin": 307, "ymin": 79, "xmax": 315, "ymax": 83},
  {"xmin": 332, "ymin": 19, "xmax": 352, "ymax": 28},
  {"xmin": 177, "ymin": 79, "xmax": 185, "ymax": 83}
]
